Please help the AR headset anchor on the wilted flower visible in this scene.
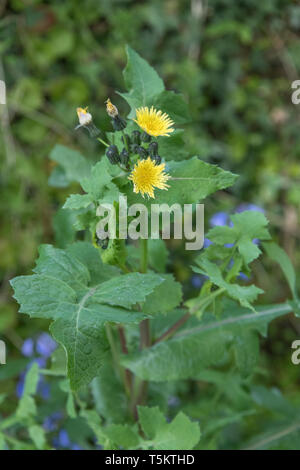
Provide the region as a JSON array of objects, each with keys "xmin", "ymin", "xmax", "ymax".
[
  {"xmin": 105, "ymin": 98, "xmax": 127, "ymax": 130},
  {"xmin": 75, "ymin": 107, "xmax": 99, "ymax": 137},
  {"xmin": 105, "ymin": 98, "xmax": 119, "ymax": 118}
]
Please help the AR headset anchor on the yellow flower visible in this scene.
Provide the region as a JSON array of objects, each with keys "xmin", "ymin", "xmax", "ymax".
[
  {"xmin": 134, "ymin": 106, "xmax": 174, "ymax": 137},
  {"xmin": 129, "ymin": 157, "xmax": 170, "ymax": 199}
]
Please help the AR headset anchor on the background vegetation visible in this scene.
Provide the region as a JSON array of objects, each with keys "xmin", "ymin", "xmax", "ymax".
[{"xmin": 1, "ymin": 0, "xmax": 300, "ymax": 449}]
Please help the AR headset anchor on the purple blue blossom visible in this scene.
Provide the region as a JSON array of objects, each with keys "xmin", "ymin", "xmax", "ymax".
[
  {"xmin": 43, "ymin": 412, "xmax": 63, "ymax": 432},
  {"xmin": 235, "ymin": 203, "xmax": 264, "ymax": 214},
  {"xmin": 36, "ymin": 333, "xmax": 57, "ymax": 358},
  {"xmin": 210, "ymin": 211, "xmax": 228, "ymax": 227}
]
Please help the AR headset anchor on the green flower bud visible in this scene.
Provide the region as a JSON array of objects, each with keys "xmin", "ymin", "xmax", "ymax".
[
  {"xmin": 152, "ymin": 154, "xmax": 162, "ymax": 165},
  {"xmin": 148, "ymin": 141, "xmax": 159, "ymax": 157},
  {"xmin": 106, "ymin": 145, "xmax": 119, "ymax": 165},
  {"xmin": 121, "ymin": 133, "xmax": 131, "ymax": 148},
  {"xmin": 131, "ymin": 143, "xmax": 139, "ymax": 154},
  {"xmin": 136, "ymin": 146, "xmax": 148, "ymax": 159},
  {"xmin": 120, "ymin": 148, "xmax": 129, "ymax": 165},
  {"xmin": 112, "ymin": 115, "xmax": 127, "ymax": 131},
  {"xmin": 131, "ymin": 130, "xmax": 141, "ymax": 145},
  {"xmin": 141, "ymin": 131, "xmax": 151, "ymax": 143}
]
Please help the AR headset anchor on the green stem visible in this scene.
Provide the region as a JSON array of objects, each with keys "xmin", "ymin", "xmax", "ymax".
[
  {"xmin": 154, "ymin": 288, "xmax": 226, "ymax": 345},
  {"xmin": 105, "ymin": 323, "xmax": 130, "ymax": 397},
  {"xmin": 190, "ymin": 287, "xmax": 226, "ymax": 315},
  {"xmin": 133, "ymin": 238, "xmax": 150, "ymax": 418},
  {"xmin": 97, "ymin": 137, "xmax": 109, "ymax": 148},
  {"xmin": 121, "ymin": 130, "xmax": 130, "ymax": 153},
  {"xmin": 140, "ymin": 238, "xmax": 148, "ymax": 274}
]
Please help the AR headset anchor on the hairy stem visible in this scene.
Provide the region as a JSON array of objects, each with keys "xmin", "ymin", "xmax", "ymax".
[
  {"xmin": 118, "ymin": 326, "xmax": 133, "ymax": 394},
  {"xmin": 105, "ymin": 323, "xmax": 130, "ymax": 397},
  {"xmin": 154, "ymin": 312, "xmax": 191, "ymax": 344}
]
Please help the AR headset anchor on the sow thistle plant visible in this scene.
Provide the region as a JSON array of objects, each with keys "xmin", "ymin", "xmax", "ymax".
[{"xmin": 7, "ymin": 47, "xmax": 300, "ymax": 450}]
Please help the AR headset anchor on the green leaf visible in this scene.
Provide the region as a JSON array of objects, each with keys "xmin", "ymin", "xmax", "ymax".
[
  {"xmin": 242, "ymin": 419, "xmax": 300, "ymax": 450},
  {"xmin": 16, "ymin": 363, "xmax": 39, "ymax": 420},
  {"xmin": 11, "ymin": 243, "xmax": 164, "ymax": 390},
  {"xmin": 103, "ymin": 424, "xmax": 140, "ymax": 449},
  {"xmin": 263, "ymin": 242, "xmax": 298, "ymax": 299},
  {"xmin": 120, "ymin": 46, "xmax": 164, "ymax": 111},
  {"xmin": 53, "ymin": 208, "xmax": 77, "ymax": 248},
  {"xmin": 148, "ymin": 239, "xmax": 168, "ymax": 273},
  {"xmin": 138, "ymin": 406, "xmax": 166, "ymax": 440},
  {"xmin": 234, "ymin": 331, "xmax": 259, "ymax": 377},
  {"xmin": 153, "ymin": 90, "xmax": 191, "ymax": 124},
  {"xmin": 208, "ymin": 211, "xmax": 271, "ymax": 265},
  {"xmin": 148, "ymin": 238, "xmax": 168, "ymax": 273},
  {"xmin": 63, "ymin": 194, "xmax": 93, "ymax": 210},
  {"xmin": 49, "ymin": 144, "xmax": 91, "ymax": 185},
  {"xmin": 91, "ymin": 272, "xmax": 165, "ymax": 309},
  {"xmin": 80, "ymin": 409, "xmax": 105, "ymax": 446},
  {"xmin": 91, "ymin": 360, "xmax": 128, "ymax": 423},
  {"xmin": 192, "ymin": 258, "xmax": 263, "ymax": 311},
  {"xmin": 122, "ymin": 302, "xmax": 292, "ymax": 381},
  {"xmin": 158, "ymin": 130, "xmax": 188, "ymax": 161},
  {"xmin": 80, "ymin": 159, "xmax": 116, "ymax": 201},
  {"xmin": 66, "ymin": 242, "xmax": 120, "ymax": 285},
  {"xmin": 23, "ymin": 362, "xmax": 39, "ymax": 396},
  {"xmin": 138, "ymin": 406, "xmax": 201, "ymax": 450},
  {"xmin": 142, "ymin": 274, "xmax": 182, "ymax": 315},
  {"xmin": 28, "ymin": 425, "xmax": 46, "ymax": 450}
]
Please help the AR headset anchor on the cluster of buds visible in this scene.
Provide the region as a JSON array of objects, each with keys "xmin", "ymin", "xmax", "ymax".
[
  {"xmin": 103, "ymin": 99, "xmax": 162, "ymax": 169},
  {"xmin": 75, "ymin": 99, "xmax": 162, "ymax": 170},
  {"xmin": 105, "ymin": 128, "xmax": 162, "ymax": 168}
]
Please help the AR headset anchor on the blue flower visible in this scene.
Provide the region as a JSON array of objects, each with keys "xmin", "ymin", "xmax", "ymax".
[
  {"xmin": 235, "ymin": 203, "xmax": 264, "ymax": 214},
  {"xmin": 36, "ymin": 333, "xmax": 57, "ymax": 358},
  {"xmin": 58, "ymin": 429, "xmax": 71, "ymax": 448},
  {"xmin": 203, "ymin": 238, "xmax": 212, "ymax": 248},
  {"xmin": 210, "ymin": 211, "xmax": 228, "ymax": 227},
  {"xmin": 21, "ymin": 338, "xmax": 34, "ymax": 357},
  {"xmin": 71, "ymin": 444, "xmax": 82, "ymax": 450},
  {"xmin": 43, "ymin": 412, "xmax": 63, "ymax": 432},
  {"xmin": 191, "ymin": 275, "xmax": 203, "ymax": 289}
]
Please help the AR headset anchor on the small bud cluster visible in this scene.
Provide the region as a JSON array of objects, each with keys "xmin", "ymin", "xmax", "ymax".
[
  {"xmin": 75, "ymin": 100, "xmax": 162, "ymax": 171},
  {"xmin": 104, "ymin": 100, "xmax": 162, "ymax": 169},
  {"xmin": 105, "ymin": 129, "xmax": 162, "ymax": 168}
]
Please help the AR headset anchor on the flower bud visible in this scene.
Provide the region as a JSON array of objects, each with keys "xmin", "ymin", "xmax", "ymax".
[
  {"xmin": 152, "ymin": 154, "xmax": 162, "ymax": 165},
  {"xmin": 148, "ymin": 141, "xmax": 159, "ymax": 157},
  {"xmin": 131, "ymin": 130, "xmax": 141, "ymax": 145},
  {"xmin": 120, "ymin": 148, "xmax": 129, "ymax": 166},
  {"xmin": 141, "ymin": 131, "xmax": 151, "ymax": 143},
  {"xmin": 121, "ymin": 133, "xmax": 131, "ymax": 148},
  {"xmin": 106, "ymin": 145, "xmax": 119, "ymax": 165},
  {"xmin": 131, "ymin": 143, "xmax": 139, "ymax": 154},
  {"xmin": 112, "ymin": 115, "xmax": 127, "ymax": 131},
  {"xmin": 136, "ymin": 146, "xmax": 148, "ymax": 159}
]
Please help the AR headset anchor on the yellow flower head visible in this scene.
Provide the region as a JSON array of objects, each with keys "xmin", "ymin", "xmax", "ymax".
[
  {"xmin": 129, "ymin": 157, "xmax": 170, "ymax": 199},
  {"xmin": 134, "ymin": 106, "xmax": 174, "ymax": 137},
  {"xmin": 105, "ymin": 98, "xmax": 118, "ymax": 118}
]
